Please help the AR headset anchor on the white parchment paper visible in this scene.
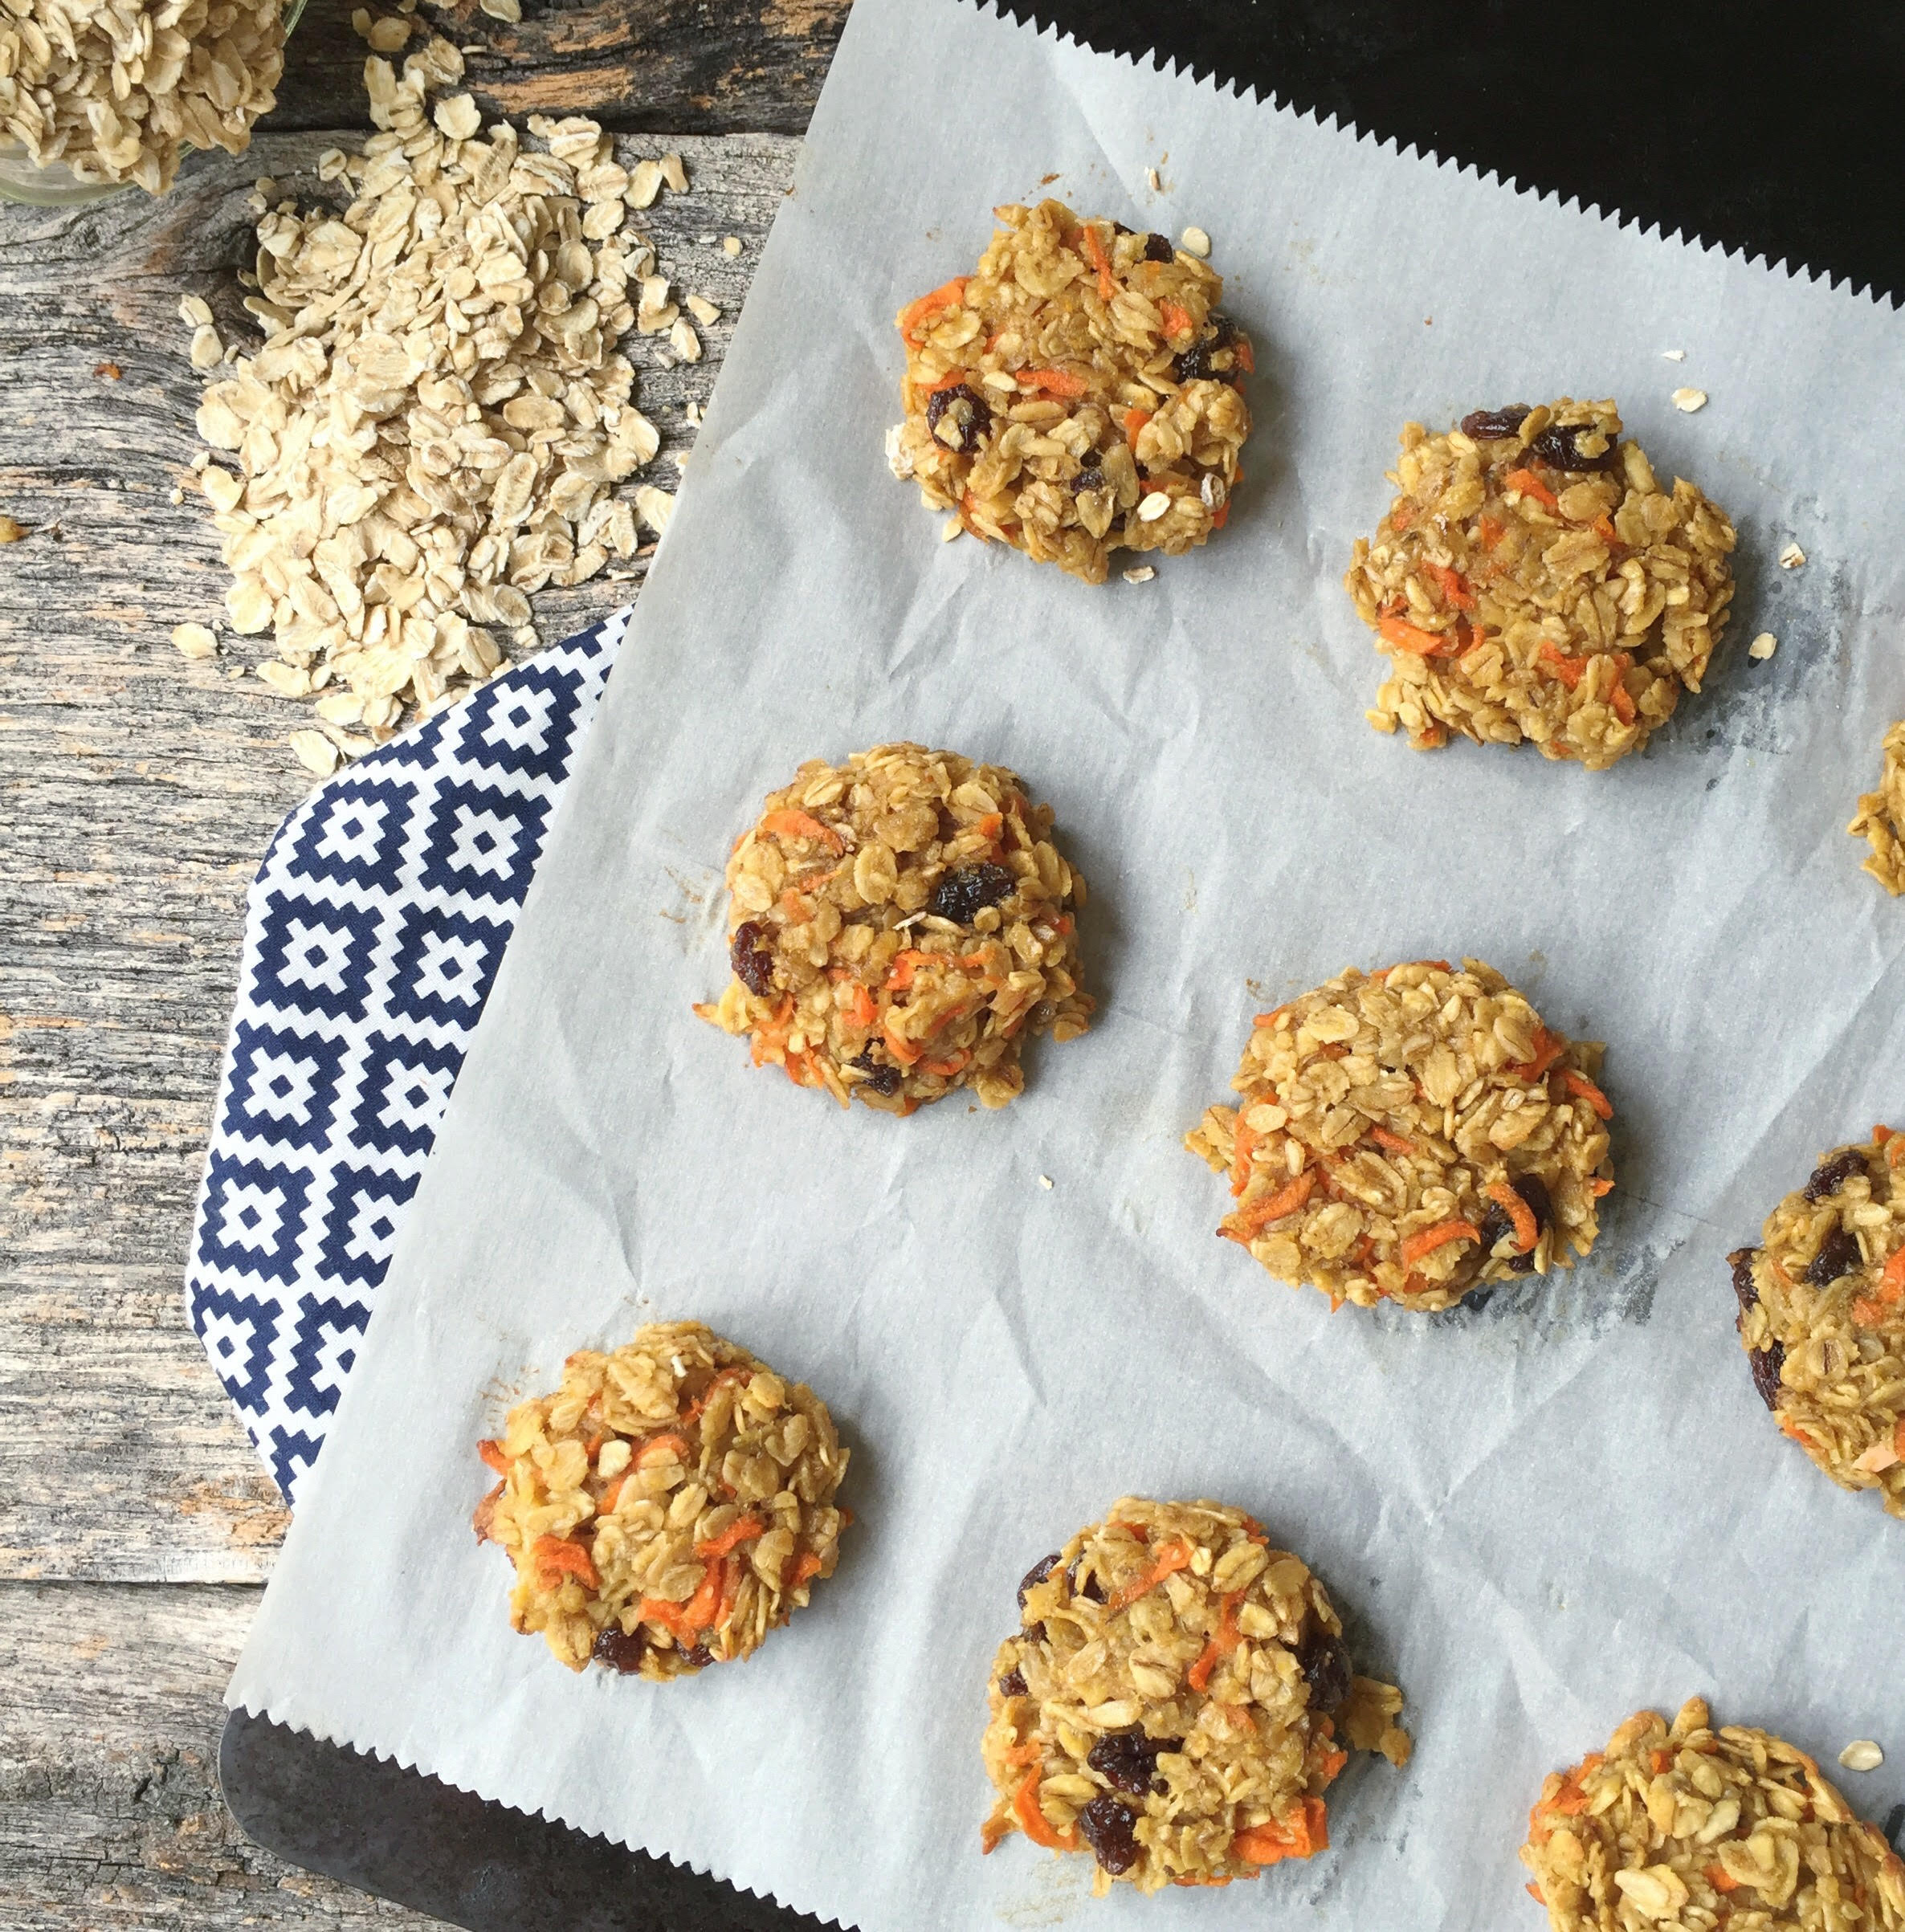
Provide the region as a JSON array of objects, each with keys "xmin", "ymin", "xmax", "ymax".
[{"xmin": 227, "ymin": 2, "xmax": 1905, "ymax": 1924}]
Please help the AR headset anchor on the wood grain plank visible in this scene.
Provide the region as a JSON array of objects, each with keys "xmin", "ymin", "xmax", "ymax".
[
  {"xmin": 267, "ymin": 0, "xmax": 846, "ymax": 137},
  {"xmin": 0, "ymin": 132, "xmax": 798, "ymax": 1584},
  {"xmin": 0, "ymin": 1579, "xmax": 434, "ymax": 1926}
]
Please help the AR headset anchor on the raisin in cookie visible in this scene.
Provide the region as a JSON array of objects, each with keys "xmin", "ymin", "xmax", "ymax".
[
  {"xmin": 981, "ymin": 1498, "xmax": 1409, "ymax": 1893},
  {"xmin": 887, "ymin": 200, "xmax": 1250, "ymax": 585},
  {"xmin": 1849, "ymin": 723, "xmax": 1905, "ymax": 895},
  {"xmin": 1345, "ymin": 400, "xmax": 1736, "ymax": 770},
  {"xmin": 1521, "ymin": 1698, "xmax": 1905, "ymax": 1930},
  {"xmin": 474, "ymin": 1323, "xmax": 848, "ymax": 1676},
  {"xmin": 694, "ymin": 743, "xmax": 1091, "ymax": 1111},
  {"xmin": 1729, "ymin": 1131, "xmax": 1905, "ymax": 1518},
  {"xmin": 1187, "ymin": 960, "xmax": 1614, "ymax": 1311}
]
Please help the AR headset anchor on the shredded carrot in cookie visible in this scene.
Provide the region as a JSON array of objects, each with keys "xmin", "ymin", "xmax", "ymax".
[
  {"xmin": 1233, "ymin": 1798, "xmax": 1328, "ymax": 1866},
  {"xmin": 1399, "ymin": 1220, "xmax": 1481, "ymax": 1269},
  {"xmin": 897, "ymin": 276, "xmax": 968, "ymax": 343},
  {"xmin": 1504, "ymin": 467, "xmax": 1559, "ymax": 512},
  {"xmin": 1104, "ymin": 1538, "xmax": 1193, "ymax": 1614},
  {"xmin": 1561, "ymin": 1070, "xmax": 1613, "ymax": 1119},
  {"xmin": 1379, "ymin": 611, "xmax": 1462, "ymax": 656},
  {"xmin": 1013, "ymin": 1766, "xmax": 1078, "ymax": 1850},
  {"xmin": 478, "ymin": 1438, "xmax": 509, "ymax": 1474},
  {"xmin": 1225, "ymin": 1169, "xmax": 1316, "ymax": 1239},
  {"xmin": 1080, "ymin": 222, "xmax": 1116, "ymax": 301},
  {"xmin": 759, "ymin": 808, "xmax": 845, "ymax": 854},
  {"xmin": 1020, "ymin": 367, "xmax": 1088, "ymax": 397},
  {"xmin": 1485, "ymin": 1181, "xmax": 1539, "ymax": 1253},
  {"xmin": 1186, "ymin": 1590, "xmax": 1243, "ymax": 1691},
  {"xmin": 533, "ymin": 1535, "xmax": 599, "ymax": 1591},
  {"xmin": 694, "ymin": 1514, "xmax": 766, "ymax": 1560}
]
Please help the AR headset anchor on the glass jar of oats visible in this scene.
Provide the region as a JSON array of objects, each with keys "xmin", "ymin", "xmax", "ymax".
[{"xmin": 0, "ymin": 0, "xmax": 307, "ymax": 206}]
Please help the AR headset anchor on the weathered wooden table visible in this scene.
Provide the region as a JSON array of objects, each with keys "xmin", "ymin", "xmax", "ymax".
[{"xmin": 0, "ymin": 5, "xmax": 836, "ymax": 1922}]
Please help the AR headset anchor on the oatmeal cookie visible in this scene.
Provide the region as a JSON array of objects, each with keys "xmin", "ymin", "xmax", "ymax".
[
  {"xmin": 887, "ymin": 200, "xmax": 1250, "ymax": 584},
  {"xmin": 1186, "ymin": 959, "xmax": 1614, "ymax": 1312},
  {"xmin": 1849, "ymin": 723, "xmax": 1905, "ymax": 895},
  {"xmin": 473, "ymin": 1323, "xmax": 848, "ymax": 1676},
  {"xmin": 1728, "ymin": 1131, "xmax": 1905, "ymax": 1518},
  {"xmin": 1345, "ymin": 400, "xmax": 1736, "ymax": 770},
  {"xmin": 981, "ymin": 1498, "xmax": 1409, "ymax": 1893},
  {"xmin": 1520, "ymin": 1698, "xmax": 1905, "ymax": 1930},
  {"xmin": 693, "ymin": 743, "xmax": 1091, "ymax": 1111}
]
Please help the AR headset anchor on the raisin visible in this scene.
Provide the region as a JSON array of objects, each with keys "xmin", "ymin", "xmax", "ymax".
[
  {"xmin": 1527, "ymin": 423, "xmax": 1617, "ymax": 471},
  {"xmin": 1459, "ymin": 405, "xmax": 1533, "ymax": 442},
  {"xmin": 1461, "ymin": 1286, "xmax": 1495, "ymax": 1314},
  {"xmin": 1071, "ymin": 453, "xmax": 1106, "ymax": 494},
  {"xmin": 591, "ymin": 1626, "xmax": 647, "ymax": 1674},
  {"xmin": 1805, "ymin": 1222, "xmax": 1863, "ymax": 1286},
  {"xmin": 1171, "ymin": 316, "xmax": 1239, "ymax": 385},
  {"xmin": 682, "ymin": 1643, "xmax": 715, "ymax": 1669},
  {"xmin": 1018, "ymin": 1552, "xmax": 1061, "ymax": 1615},
  {"xmin": 1478, "ymin": 1173, "xmax": 1551, "ymax": 1262},
  {"xmin": 1069, "ymin": 1559, "xmax": 1106, "ymax": 1603},
  {"xmin": 730, "ymin": 920, "xmax": 774, "ymax": 997},
  {"xmin": 1143, "ymin": 232, "xmax": 1173, "ymax": 262},
  {"xmin": 1751, "ymin": 1339, "xmax": 1786, "ymax": 1410},
  {"xmin": 1087, "ymin": 1729, "xmax": 1180, "ymax": 1796},
  {"xmin": 929, "ymin": 862, "xmax": 1015, "ymax": 924},
  {"xmin": 1078, "ymin": 1795, "xmax": 1140, "ymax": 1875},
  {"xmin": 1728, "ymin": 1246, "xmax": 1761, "ymax": 1311},
  {"xmin": 924, "ymin": 382, "xmax": 991, "ymax": 456},
  {"xmin": 1295, "ymin": 1620, "xmax": 1351, "ymax": 1718},
  {"xmin": 1804, "ymin": 1148, "xmax": 1868, "ymax": 1201},
  {"xmin": 849, "ymin": 1047, "xmax": 902, "ymax": 1098},
  {"xmin": 997, "ymin": 1665, "xmax": 1027, "ymax": 1697}
]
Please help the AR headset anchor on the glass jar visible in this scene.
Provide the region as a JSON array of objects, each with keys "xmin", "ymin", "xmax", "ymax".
[{"xmin": 0, "ymin": 0, "xmax": 308, "ymax": 207}]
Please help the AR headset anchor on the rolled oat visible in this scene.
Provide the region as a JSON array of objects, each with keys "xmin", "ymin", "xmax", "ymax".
[
  {"xmin": 694, "ymin": 744, "xmax": 1091, "ymax": 1112},
  {"xmin": 981, "ymin": 1498, "xmax": 1409, "ymax": 1893},
  {"xmin": 1186, "ymin": 960, "xmax": 1613, "ymax": 1311},
  {"xmin": 1521, "ymin": 1698, "xmax": 1905, "ymax": 1930},
  {"xmin": 888, "ymin": 201, "xmax": 1250, "ymax": 584},
  {"xmin": 474, "ymin": 1323, "xmax": 849, "ymax": 1677},
  {"xmin": 1345, "ymin": 400, "xmax": 1736, "ymax": 769},
  {"xmin": 1728, "ymin": 1131, "xmax": 1905, "ymax": 1518}
]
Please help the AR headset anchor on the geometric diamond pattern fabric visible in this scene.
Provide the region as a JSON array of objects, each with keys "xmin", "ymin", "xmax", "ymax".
[{"xmin": 184, "ymin": 611, "xmax": 626, "ymax": 1504}]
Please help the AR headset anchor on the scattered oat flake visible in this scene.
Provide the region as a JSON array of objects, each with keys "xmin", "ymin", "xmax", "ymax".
[
  {"xmin": 721, "ymin": 234, "xmax": 741, "ymax": 256},
  {"xmin": 1136, "ymin": 491, "xmax": 1171, "ymax": 523},
  {"xmin": 668, "ymin": 315, "xmax": 702, "ymax": 362},
  {"xmin": 1779, "ymin": 541, "xmax": 1807, "ymax": 569},
  {"xmin": 171, "ymin": 622, "xmax": 218, "ymax": 658},
  {"xmin": 660, "ymin": 152, "xmax": 687, "ymax": 193},
  {"xmin": 1662, "ymin": 348, "xmax": 1686, "ymax": 361},
  {"xmin": 1839, "ymin": 1740, "xmax": 1883, "ymax": 1772},
  {"xmin": 0, "ymin": 516, "xmax": 26, "ymax": 543},
  {"xmin": 686, "ymin": 294, "xmax": 720, "ymax": 326},
  {"xmin": 634, "ymin": 484, "xmax": 675, "ymax": 537},
  {"xmin": 1672, "ymin": 387, "xmax": 1708, "ymax": 412},
  {"xmin": 1748, "ymin": 632, "xmax": 1777, "ymax": 661},
  {"xmin": 368, "ymin": 14, "xmax": 410, "ymax": 51},
  {"xmin": 940, "ymin": 516, "xmax": 963, "ymax": 543},
  {"xmin": 478, "ymin": 0, "xmax": 520, "ymax": 19},
  {"xmin": 628, "ymin": 159, "xmax": 663, "ymax": 209},
  {"xmin": 1146, "ymin": 167, "xmax": 1161, "ymax": 193},
  {"xmin": 1038, "ymin": 1175, "xmax": 1054, "ymax": 1189},
  {"xmin": 1180, "ymin": 225, "xmax": 1211, "ymax": 258},
  {"xmin": 289, "ymin": 730, "xmax": 340, "ymax": 776},
  {"xmin": 1123, "ymin": 565, "xmax": 1156, "ymax": 583}
]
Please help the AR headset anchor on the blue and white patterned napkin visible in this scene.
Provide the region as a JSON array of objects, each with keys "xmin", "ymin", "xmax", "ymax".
[{"xmin": 184, "ymin": 610, "xmax": 626, "ymax": 1505}]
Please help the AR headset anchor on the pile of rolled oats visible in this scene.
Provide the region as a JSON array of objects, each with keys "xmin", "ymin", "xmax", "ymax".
[
  {"xmin": 981, "ymin": 1498, "xmax": 1409, "ymax": 1893},
  {"xmin": 474, "ymin": 1323, "xmax": 850, "ymax": 1678},
  {"xmin": 1187, "ymin": 959, "xmax": 1614, "ymax": 1312},
  {"xmin": 180, "ymin": 37, "xmax": 684, "ymax": 773},
  {"xmin": 0, "ymin": 0, "xmax": 285, "ymax": 194},
  {"xmin": 1521, "ymin": 1698, "xmax": 1905, "ymax": 1931}
]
